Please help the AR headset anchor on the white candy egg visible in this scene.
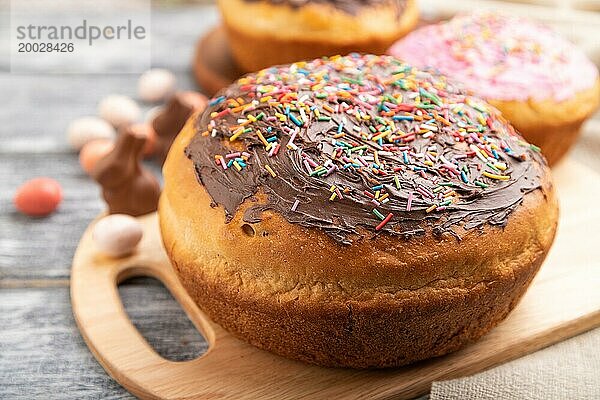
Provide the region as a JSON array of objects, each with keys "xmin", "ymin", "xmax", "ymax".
[
  {"xmin": 138, "ymin": 68, "xmax": 176, "ymax": 103},
  {"xmin": 98, "ymin": 95, "xmax": 141, "ymax": 128},
  {"xmin": 67, "ymin": 116, "xmax": 116, "ymax": 151},
  {"xmin": 92, "ymin": 214, "xmax": 143, "ymax": 257}
]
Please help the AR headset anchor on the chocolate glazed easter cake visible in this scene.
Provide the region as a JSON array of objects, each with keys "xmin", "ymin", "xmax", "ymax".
[
  {"xmin": 160, "ymin": 54, "xmax": 558, "ymax": 368},
  {"xmin": 219, "ymin": 0, "xmax": 419, "ymax": 72}
]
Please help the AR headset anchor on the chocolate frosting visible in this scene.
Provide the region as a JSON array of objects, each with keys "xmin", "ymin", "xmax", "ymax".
[
  {"xmin": 245, "ymin": 0, "xmax": 406, "ymax": 15},
  {"xmin": 186, "ymin": 54, "xmax": 545, "ymax": 244}
]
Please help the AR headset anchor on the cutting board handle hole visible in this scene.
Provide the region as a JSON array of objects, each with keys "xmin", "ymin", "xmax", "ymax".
[{"xmin": 117, "ymin": 276, "xmax": 208, "ymax": 362}]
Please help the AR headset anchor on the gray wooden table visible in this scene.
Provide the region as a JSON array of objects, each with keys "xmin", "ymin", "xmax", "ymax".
[
  {"xmin": 0, "ymin": 6, "xmax": 217, "ymax": 399},
  {"xmin": 1, "ymin": 4, "xmax": 599, "ymax": 399}
]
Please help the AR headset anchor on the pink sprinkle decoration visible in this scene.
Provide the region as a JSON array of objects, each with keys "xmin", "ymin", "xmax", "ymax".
[{"xmin": 291, "ymin": 199, "xmax": 300, "ymax": 212}]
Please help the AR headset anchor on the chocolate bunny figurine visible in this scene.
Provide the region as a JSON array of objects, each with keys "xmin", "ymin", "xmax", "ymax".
[
  {"xmin": 92, "ymin": 126, "xmax": 161, "ymax": 216},
  {"xmin": 153, "ymin": 91, "xmax": 208, "ymax": 165}
]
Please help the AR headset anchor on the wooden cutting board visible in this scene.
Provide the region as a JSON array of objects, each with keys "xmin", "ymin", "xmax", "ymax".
[
  {"xmin": 193, "ymin": 26, "xmax": 242, "ymax": 97},
  {"xmin": 71, "ymin": 158, "xmax": 600, "ymax": 400}
]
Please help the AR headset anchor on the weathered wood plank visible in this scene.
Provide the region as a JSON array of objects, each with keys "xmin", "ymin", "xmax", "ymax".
[
  {"xmin": 0, "ymin": 279, "xmax": 207, "ymax": 399},
  {"xmin": 150, "ymin": 6, "xmax": 219, "ymax": 70},
  {"xmin": 0, "ymin": 72, "xmax": 195, "ymax": 154},
  {"xmin": 0, "ymin": 153, "xmax": 162, "ymax": 280},
  {"xmin": 0, "ymin": 6, "xmax": 220, "ymax": 281},
  {"xmin": 0, "ymin": 5, "xmax": 219, "ymax": 70},
  {"xmin": 0, "ymin": 6, "xmax": 218, "ymax": 153}
]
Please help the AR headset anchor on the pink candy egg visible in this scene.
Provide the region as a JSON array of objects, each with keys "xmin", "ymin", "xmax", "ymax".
[
  {"xmin": 79, "ymin": 139, "xmax": 115, "ymax": 175},
  {"xmin": 14, "ymin": 178, "xmax": 63, "ymax": 217},
  {"xmin": 180, "ymin": 91, "xmax": 208, "ymax": 112}
]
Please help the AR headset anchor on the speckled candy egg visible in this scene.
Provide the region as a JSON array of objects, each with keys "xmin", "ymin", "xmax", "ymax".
[
  {"xmin": 14, "ymin": 177, "xmax": 63, "ymax": 217},
  {"xmin": 92, "ymin": 214, "xmax": 143, "ymax": 257},
  {"xmin": 138, "ymin": 69, "xmax": 176, "ymax": 102},
  {"xmin": 67, "ymin": 117, "xmax": 116, "ymax": 150},
  {"xmin": 98, "ymin": 95, "xmax": 141, "ymax": 128}
]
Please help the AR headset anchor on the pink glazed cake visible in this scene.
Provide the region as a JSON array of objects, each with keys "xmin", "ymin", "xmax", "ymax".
[{"xmin": 389, "ymin": 13, "xmax": 600, "ymax": 165}]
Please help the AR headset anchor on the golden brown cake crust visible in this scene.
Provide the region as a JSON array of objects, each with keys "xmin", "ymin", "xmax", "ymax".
[
  {"xmin": 489, "ymin": 80, "xmax": 600, "ymax": 166},
  {"xmin": 160, "ymin": 113, "xmax": 558, "ymax": 368},
  {"xmin": 161, "ymin": 55, "xmax": 559, "ymax": 368},
  {"xmin": 220, "ymin": 0, "xmax": 419, "ymax": 72},
  {"xmin": 388, "ymin": 13, "xmax": 600, "ymax": 167}
]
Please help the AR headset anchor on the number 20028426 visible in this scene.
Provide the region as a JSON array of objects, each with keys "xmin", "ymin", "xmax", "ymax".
[{"xmin": 18, "ymin": 42, "xmax": 74, "ymax": 52}]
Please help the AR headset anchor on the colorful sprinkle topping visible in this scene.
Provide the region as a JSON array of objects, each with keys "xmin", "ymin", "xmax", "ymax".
[
  {"xmin": 187, "ymin": 54, "xmax": 544, "ymax": 244},
  {"xmin": 390, "ymin": 13, "xmax": 599, "ymax": 102}
]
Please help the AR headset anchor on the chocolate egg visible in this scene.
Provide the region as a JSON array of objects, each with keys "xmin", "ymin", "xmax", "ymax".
[
  {"xmin": 14, "ymin": 177, "xmax": 63, "ymax": 217},
  {"xmin": 92, "ymin": 214, "xmax": 143, "ymax": 257},
  {"xmin": 138, "ymin": 69, "xmax": 176, "ymax": 102},
  {"xmin": 67, "ymin": 117, "xmax": 116, "ymax": 150},
  {"xmin": 180, "ymin": 91, "xmax": 209, "ymax": 112},
  {"xmin": 98, "ymin": 95, "xmax": 141, "ymax": 128}
]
